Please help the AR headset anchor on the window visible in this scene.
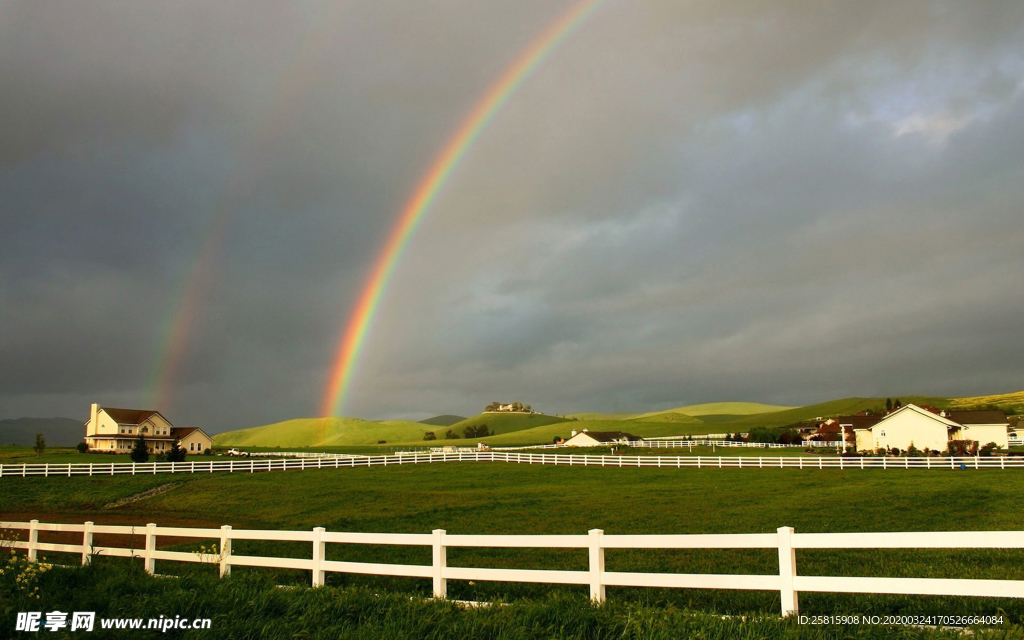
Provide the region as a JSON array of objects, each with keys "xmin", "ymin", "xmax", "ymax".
[
  {"xmin": 141, "ymin": 426, "xmax": 149, "ymax": 434},
  {"xmin": 880, "ymin": 430, "xmax": 885, "ymax": 437}
]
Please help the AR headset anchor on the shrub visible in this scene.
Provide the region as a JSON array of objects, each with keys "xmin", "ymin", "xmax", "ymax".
[
  {"xmin": 889, "ymin": 448, "xmax": 901, "ymax": 456},
  {"xmin": 444, "ymin": 430, "xmax": 459, "ymax": 440},
  {"xmin": 76, "ymin": 441, "xmax": 89, "ymax": 454},
  {"xmin": 979, "ymin": 442, "xmax": 1000, "ymax": 457},
  {"xmin": 203, "ymin": 448, "xmax": 212, "ymax": 456},
  {"xmin": 423, "ymin": 431, "xmax": 436, "ymax": 441},
  {"xmin": 377, "ymin": 440, "xmax": 386, "ymax": 444},
  {"xmin": 166, "ymin": 439, "xmax": 186, "ymax": 462},
  {"xmin": 875, "ymin": 448, "xmax": 886, "ymax": 457},
  {"xmin": 130, "ymin": 434, "xmax": 149, "ymax": 463},
  {"xmin": 906, "ymin": 444, "xmax": 920, "ymax": 457}
]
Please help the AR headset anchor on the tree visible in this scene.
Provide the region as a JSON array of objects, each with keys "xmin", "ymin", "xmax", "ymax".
[
  {"xmin": 33, "ymin": 432, "xmax": 46, "ymax": 457},
  {"xmin": 444, "ymin": 429, "xmax": 459, "ymax": 440},
  {"xmin": 512, "ymin": 401, "xmax": 523, "ymax": 412},
  {"xmin": 524, "ymin": 404, "xmax": 531, "ymax": 413},
  {"xmin": 885, "ymin": 398, "xmax": 893, "ymax": 412},
  {"xmin": 130, "ymin": 434, "xmax": 149, "ymax": 463},
  {"xmin": 423, "ymin": 431, "xmax": 436, "ymax": 441},
  {"xmin": 77, "ymin": 441, "xmax": 89, "ymax": 454},
  {"xmin": 894, "ymin": 398, "xmax": 902, "ymax": 409},
  {"xmin": 167, "ymin": 439, "xmax": 186, "ymax": 462}
]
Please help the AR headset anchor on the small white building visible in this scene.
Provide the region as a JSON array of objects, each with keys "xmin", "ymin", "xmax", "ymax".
[
  {"xmin": 564, "ymin": 429, "xmax": 642, "ymax": 447},
  {"xmin": 854, "ymin": 404, "xmax": 1009, "ymax": 453}
]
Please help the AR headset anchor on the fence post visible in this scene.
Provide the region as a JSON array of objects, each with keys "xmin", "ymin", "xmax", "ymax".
[
  {"xmin": 312, "ymin": 527, "xmax": 326, "ymax": 587},
  {"xmin": 219, "ymin": 525, "xmax": 232, "ymax": 578},
  {"xmin": 588, "ymin": 529, "xmax": 606, "ymax": 603},
  {"xmin": 777, "ymin": 526, "xmax": 798, "ymax": 616},
  {"xmin": 28, "ymin": 519, "xmax": 39, "ymax": 562},
  {"xmin": 82, "ymin": 521, "xmax": 94, "ymax": 566},
  {"xmin": 144, "ymin": 523, "xmax": 157, "ymax": 574},
  {"xmin": 432, "ymin": 529, "xmax": 447, "ymax": 598}
]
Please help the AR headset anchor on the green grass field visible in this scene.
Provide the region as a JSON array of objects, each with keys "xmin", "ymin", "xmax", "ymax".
[{"xmin": 4, "ymin": 463, "xmax": 1024, "ymax": 625}]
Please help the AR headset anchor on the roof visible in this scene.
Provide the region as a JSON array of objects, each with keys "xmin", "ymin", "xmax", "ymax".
[
  {"xmin": 100, "ymin": 407, "xmax": 169, "ymax": 425},
  {"xmin": 834, "ymin": 415, "xmax": 883, "ymax": 430},
  {"xmin": 571, "ymin": 431, "xmax": 642, "ymax": 442},
  {"xmin": 874, "ymin": 404, "xmax": 963, "ymax": 429},
  {"xmin": 945, "ymin": 410, "xmax": 1008, "ymax": 426},
  {"xmin": 171, "ymin": 426, "xmax": 210, "ymax": 439}
]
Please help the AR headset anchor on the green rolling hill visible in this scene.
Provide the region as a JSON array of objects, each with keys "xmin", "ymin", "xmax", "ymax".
[
  {"xmin": 418, "ymin": 415, "xmax": 467, "ymax": 427},
  {"xmin": 445, "ymin": 412, "xmax": 568, "ymax": 437},
  {"xmin": 214, "ymin": 417, "xmax": 430, "ymax": 448},
  {"xmin": 214, "ymin": 391, "xmax": 1022, "ymax": 449}
]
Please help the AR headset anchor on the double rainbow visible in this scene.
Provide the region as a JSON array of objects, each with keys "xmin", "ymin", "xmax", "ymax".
[{"xmin": 321, "ymin": 0, "xmax": 605, "ymax": 416}]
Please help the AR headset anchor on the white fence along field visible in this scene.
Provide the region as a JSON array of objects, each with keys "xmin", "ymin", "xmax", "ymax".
[
  {"xmin": 1, "ymin": 451, "xmax": 1022, "ymax": 479},
  {"xmin": 3, "ymin": 519, "xmax": 1024, "ymax": 616}
]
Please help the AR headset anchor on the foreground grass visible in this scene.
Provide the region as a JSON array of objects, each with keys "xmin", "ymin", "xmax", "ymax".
[
  {"xmin": 0, "ymin": 560, "xmax": 1013, "ymax": 639},
  {"xmin": 4, "ymin": 464, "xmax": 1024, "ymax": 620}
]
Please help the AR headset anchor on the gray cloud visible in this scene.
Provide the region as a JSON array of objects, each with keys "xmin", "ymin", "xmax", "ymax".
[{"xmin": 1, "ymin": 1, "xmax": 1023, "ymax": 430}]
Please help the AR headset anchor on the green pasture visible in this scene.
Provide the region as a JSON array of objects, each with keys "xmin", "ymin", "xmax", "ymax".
[{"xmin": 4, "ymin": 463, "xmax": 1024, "ymax": 623}]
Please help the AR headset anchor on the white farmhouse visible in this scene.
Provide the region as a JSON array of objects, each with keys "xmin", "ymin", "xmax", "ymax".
[
  {"xmin": 84, "ymin": 403, "xmax": 213, "ymax": 454},
  {"xmin": 854, "ymin": 404, "xmax": 1009, "ymax": 453},
  {"xmin": 564, "ymin": 429, "xmax": 642, "ymax": 447}
]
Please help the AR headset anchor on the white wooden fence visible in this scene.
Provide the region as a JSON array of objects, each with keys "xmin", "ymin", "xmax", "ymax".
[
  {"xmin": 3, "ymin": 519, "xmax": 1024, "ymax": 616},
  {"xmin": 2, "ymin": 451, "xmax": 1022, "ymax": 479}
]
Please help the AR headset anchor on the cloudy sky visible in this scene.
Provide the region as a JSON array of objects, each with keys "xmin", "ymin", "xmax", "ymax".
[{"xmin": 2, "ymin": 1, "xmax": 1023, "ymax": 432}]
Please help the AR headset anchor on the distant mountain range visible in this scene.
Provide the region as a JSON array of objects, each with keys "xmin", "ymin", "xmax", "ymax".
[{"xmin": 0, "ymin": 417, "xmax": 84, "ymax": 447}]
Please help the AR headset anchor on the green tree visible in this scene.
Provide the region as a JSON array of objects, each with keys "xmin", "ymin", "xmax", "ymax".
[
  {"xmin": 423, "ymin": 431, "xmax": 436, "ymax": 441},
  {"xmin": 76, "ymin": 441, "xmax": 89, "ymax": 453},
  {"xmin": 444, "ymin": 429, "xmax": 459, "ymax": 440},
  {"xmin": 524, "ymin": 404, "xmax": 531, "ymax": 413},
  {"xmin": 167, "ymin": 439, "xmax": 186, "ymax": 462},
  {"xmin": 33, "ymin": 432, "xmax": 46, "ymax": 457},
  {"xmin": 885, "ymin": 398, "xmax": 893, "ymax": 412},
  {"xmin": 130, "ymin": 434, "xmax": 149, "ymax": 463}
]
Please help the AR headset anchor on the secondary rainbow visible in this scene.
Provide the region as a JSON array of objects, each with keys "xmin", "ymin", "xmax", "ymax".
[{"xmin": 322, "ymin": 0, "xmax": 605, "ymax": 416}]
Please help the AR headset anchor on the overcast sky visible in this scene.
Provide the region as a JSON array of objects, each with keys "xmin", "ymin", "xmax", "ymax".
[{"xmin": 2, "ymin": 1, "xmax": 1023, "ymax": 432}]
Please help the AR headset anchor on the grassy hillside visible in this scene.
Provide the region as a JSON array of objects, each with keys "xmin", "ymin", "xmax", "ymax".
[
  {"xmin": 670, "ymin": 402, "xmax": 793, "ymax": 416},
  {"xmin": 564, "ymin": 412, "xmax": 640, "ymax": 421},
  {"xmin": 214, "ymin": 417, "xmax": 430, "ymax": 448},
  {"xmin": 703, "ymin": 396, "xmax": 951, "ymax": 431},
  {"xmin": 445, "ymin": 412, "xmax": 568, "ymax": 437},
  {"xmin": 624, "ymin": 412, "xmax": 705, "ymax": 425},
  {"xmin": 477, "ymin": 419, "xmax": 718, "ymax": 446},
  {"xmin": 417, "ymin": 415, "xmax": 466, "ymax": 427},
  {"xmin": 949, "ymin": 390, "xmax": 1024, "ymax": 414},
  {"xmin": 0, "ymin": 417, "xmax": 84, "ymax": 447}
]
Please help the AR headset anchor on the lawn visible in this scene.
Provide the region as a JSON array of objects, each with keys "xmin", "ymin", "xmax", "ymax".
[{"xmin": 3, "ymin": 463, "xmax": 1024, "ymax": 624}]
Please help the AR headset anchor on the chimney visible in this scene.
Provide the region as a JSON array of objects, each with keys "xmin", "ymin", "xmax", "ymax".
[
  {"xmin": 571, "ymin": 429, "xmax": 577, "ymax": 437},
  {"xmin": 89, "ymin": 403, "xmax": 99, "ymax": 434}
]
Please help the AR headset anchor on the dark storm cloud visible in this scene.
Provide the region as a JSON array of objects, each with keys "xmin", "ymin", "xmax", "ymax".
[{"xmin": 1, "ymin": 1, "xmax": 1023, "ymax": 429}]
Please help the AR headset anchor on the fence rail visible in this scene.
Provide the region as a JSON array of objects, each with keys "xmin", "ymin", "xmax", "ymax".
[
  {"xmin": 3, "ymin": 519, "xmax": 1024, "ymax": 616},
  {"xmin": 1, "ymin": 451, "xmax": 1022, "ymax": 479}
]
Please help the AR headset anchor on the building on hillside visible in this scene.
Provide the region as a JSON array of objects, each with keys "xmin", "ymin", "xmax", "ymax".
[
  {"xmin": 853, "ymin": 404, "xmax": 1009, "ymax": 453},
  {"xmin": 84, "ymin": 404, "xmax": 213, "ymax": 454},
  {"xmin": 564, "ymin": 429, "xmax": 642, "ymax": 447}
]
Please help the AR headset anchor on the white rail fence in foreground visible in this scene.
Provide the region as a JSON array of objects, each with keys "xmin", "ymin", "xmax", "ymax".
[
  {"xmin": 2, "ymin": 451, "xmax": 1023, "ymax": 478},
  {"xmin": 3, "ymin": 520, "xmax": 1024, "ymax": 616}
]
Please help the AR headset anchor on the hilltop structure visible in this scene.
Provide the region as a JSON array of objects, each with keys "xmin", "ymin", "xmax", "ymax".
[{"xmin": 84, "ymin": 403, "xmax": 212, "ymax": 455}]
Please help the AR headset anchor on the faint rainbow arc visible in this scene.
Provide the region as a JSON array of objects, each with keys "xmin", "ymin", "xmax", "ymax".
[
  {"xmin": 148, "ymin": 2, "xmax": 347, "ymax": 411},
  {"xmin": 322, "ymin": 0, "xmax": 605, "ymax": 417}
]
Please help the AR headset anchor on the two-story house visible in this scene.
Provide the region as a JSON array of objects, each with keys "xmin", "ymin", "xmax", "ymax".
[{"xmin": 84, "ymin": 404, "xmax": 212, "ymax": 454}]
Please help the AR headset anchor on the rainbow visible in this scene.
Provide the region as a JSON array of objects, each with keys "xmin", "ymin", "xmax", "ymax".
[
  {"xmin": 322, "ymin": 0, "xmax": 606, "ymax": 417},
  {"xmin": 149, "ymin": 2, "xmax": 348, "ymax": 411}
]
